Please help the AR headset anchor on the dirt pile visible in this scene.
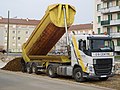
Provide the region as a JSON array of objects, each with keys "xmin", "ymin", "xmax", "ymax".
[
  {"xmin": 115, "ymin": 62, "xmax": 120, "ymax": 74},
  {"xmin": 85, "ymin": 75, "xmax": 120, "ymax": 90},
  {"xmin": 2, "ymin": 57, "xmax": 22, "ymax": 71}
]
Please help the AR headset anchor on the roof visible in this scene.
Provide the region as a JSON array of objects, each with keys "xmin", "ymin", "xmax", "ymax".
[
  {"xmin": 69, "ymin": 23, "xmax": 93, "ymax": 31},
  {"xmin": 0, "ymin": 18, "xmax": 40, "ymax": 25}
]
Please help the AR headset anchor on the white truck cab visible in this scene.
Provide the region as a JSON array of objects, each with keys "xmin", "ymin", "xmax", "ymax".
[{"xmin": 70, "ymin": 34, "xmax": 115, "ymax": 81}]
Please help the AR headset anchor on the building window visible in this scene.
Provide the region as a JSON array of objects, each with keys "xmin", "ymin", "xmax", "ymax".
[
  {"xmin": 116, "ymin": 0, "xmax": 118, "ymax": 6},
  {"xmin": 117, "ymin": 26, "xmax": 120, "ymax": 32},
  {"xmin": 107, "ymin": 27, "xmax": 110, "ymax": 35},
  {"xmin": 13, "ymin": 25, "xmax": 16, "ymax": 28},
  {"xmin": 13, "ymin": 36, "xmax": 16, "ymax": 40},
  {"xmin": 108, "ymin": 14, "xmax": 112, "ymax": 21},
  {"xmin": 5, "ymin": 25, "xmax": 7, "ymax": 28},
  {"xmin": 117, "ymin": 39, "xmax": 120, "ymax": 46},
  {"xmin": 12, "ymin": 43, "xmax": 15, "ymax": 46},
  {"xmin": 18, "ymin": 31, "xmax": 20, "ymax": 34},
  {"xmin": 18, "ymin": 49, "xmax": 22, "ymax": 52},
  {"xmin": 97, "ymin": 4, "xmax": 101, "ymax": 11},
  {"xmin": 4, "ymin": 43, "xmax": 7, "ymax": 46},
  {"xmin": 117, "ymin": 13, "xmax": 120, "ymax": 19},
  {"xmin": 18, "ymin": 43, "xmax": 21, "ymax": 46},
  {"xmin": 4, "ymin": 36, "xmax": 7, "ymax": 40},
  {"xmin": 5, "ymin": 30, "xmax": 7, "ymax": 33},
  {"xmin": 13, "ymin": 31, "xmax": 15, "ymax": 33},
  {"xmin": 98, "ymin": 28, "xmax": 101, "ymax": 34},
  {"xmin": 26, "ymin": 37, "xmax": 28, "ymax": 41},
  {"xmin": 118, "ymin": 0, "xmax": 120, "ymax": 6},
  {"xmin": 26, "ymin": 31, "xmax": 29, "ymax": 34},
  {"xmin": 97, "ymin": 16, "xmax": 101, "ymax": 23},
  {"xmin": 110, "ymin": 14, "xmax": 112, "ymax": 20},
  {"xmin": 18, "ymin": 37, "xmax": 20, "ymax": 40}
]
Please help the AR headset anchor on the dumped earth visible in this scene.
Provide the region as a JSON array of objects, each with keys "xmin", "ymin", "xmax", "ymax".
[
  {"xmin": 1, "ymin": 57, "xmax": 22, "ymax": 71},
  {"xmin": 0, "ymin": 52, "xmax": 22, "ymax": 71},
  {"xmin": 85, "ymin": 75, "xmax": 120, "ymax": 90}
]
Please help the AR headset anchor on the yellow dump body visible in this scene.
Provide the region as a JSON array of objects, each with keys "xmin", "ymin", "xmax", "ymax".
[{"xmin": 22, "ymin": 4, "xmax": 76, "ymax": 62}]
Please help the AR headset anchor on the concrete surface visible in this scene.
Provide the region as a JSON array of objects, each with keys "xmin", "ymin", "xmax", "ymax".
[
  {"xmin": 0, "ymin": 60, "xmax": 7, "ymax": 68},
  {"xmin": 0, "ymin": 70, "xmax": 111, "ymax": 90}
]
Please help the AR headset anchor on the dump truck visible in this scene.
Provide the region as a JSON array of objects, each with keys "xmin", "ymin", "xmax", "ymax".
[{"xmin": 21, "ymin": 4, "xmax": 115, "ymax": 82}]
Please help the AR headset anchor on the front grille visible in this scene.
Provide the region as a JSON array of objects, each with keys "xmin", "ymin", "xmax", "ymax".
[{"xmin": 93, "ymin": 58, "xmax": 112, "ymax": 76}]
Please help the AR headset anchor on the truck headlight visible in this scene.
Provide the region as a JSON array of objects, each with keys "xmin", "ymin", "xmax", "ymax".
[{"xmin": 93, "ymin": 59, "xmax": 96, "ymax": 64}]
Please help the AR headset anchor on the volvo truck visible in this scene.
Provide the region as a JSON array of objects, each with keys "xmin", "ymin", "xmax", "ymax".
[{"xmin": 21, "ymin": 4, "xmax": 115, "ymax": 82}]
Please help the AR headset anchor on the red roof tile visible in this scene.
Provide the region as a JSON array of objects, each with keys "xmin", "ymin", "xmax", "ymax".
[
  {"xmin": 69, "ymin": 23, "xmax": 93, "ymax": 31},
  {"xmin": 0, "ymin": 18, "xmax": 40, "ymax": 25}
]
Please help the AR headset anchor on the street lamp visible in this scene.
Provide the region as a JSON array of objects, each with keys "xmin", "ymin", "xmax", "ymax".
[{"xmin": 7, "ymin": 10, "xmax": 10, "ymax": 55}]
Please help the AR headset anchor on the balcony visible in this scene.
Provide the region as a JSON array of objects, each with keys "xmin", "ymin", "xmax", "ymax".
[
  {"xmin": 101, "ymin": 6, "xmax": 120, "ymax": 14},
  {"xmin": 110, "ymin": 32, "xmax": 120, "ymax": 38},
  {"xmin": 110, "ymin": 19, "xmax": 120, "ymax": 26},
  {"xmin": 110, "ymin": 6, "xmax": 120, "ymax": 13},
  {"xmin": 101, "ymin": 20, "xmax": 110, "ymax": 26},
  {"xmin": 101, "ymin": 19, "xmax": 120, "ymax": 26},
  {"xmin": 101, "ymin": 8, "xmax": 110, "ymax": 14},
  {"xmin": 115, "ymin": 46, "xmax": 120, "ymax": 52}
]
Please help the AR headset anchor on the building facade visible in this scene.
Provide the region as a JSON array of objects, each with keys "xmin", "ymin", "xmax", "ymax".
[
  {"xmin": 94, "ymin": 0, "xmax": 120, "ymax": 55},
  {"xmin": 0, "ymin": 17, "xmax": 39, "ymax": 52},
  {"xmin": 0, "ymin": 17, "xmax": 93, "ymax": 53}
]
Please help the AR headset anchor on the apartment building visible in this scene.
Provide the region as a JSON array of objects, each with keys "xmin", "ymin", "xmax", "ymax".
[
  {"xmin": 94, "ymin": 0, "xmax": 120, "ymax": 55},
  {"xmin": 0, "ymin": 17, "xmax": 93, "ymax": 53},
  {"xmin": 0, "ymin": 17, "xmax": 40, "ymax": 52}
]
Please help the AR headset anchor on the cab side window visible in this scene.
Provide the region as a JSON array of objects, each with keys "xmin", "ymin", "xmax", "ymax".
[{"xmin": 78, "ymin": 40, "xmax": 86, "ymax": 52}]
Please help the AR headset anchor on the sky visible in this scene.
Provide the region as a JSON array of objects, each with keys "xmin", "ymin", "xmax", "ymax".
[{"xmin": 0, "ymin": 0, "xmax": 94, "ymax": 24}]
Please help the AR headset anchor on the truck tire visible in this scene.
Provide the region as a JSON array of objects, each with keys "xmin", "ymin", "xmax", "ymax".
[
  {"xmin": 21, "ymin": 65, "xmax": 27, "ymax": 73},
  {"xmin": 73, "ymin": 67, "xmax": 85, "ymax": 82},
  {"xmin": 47, "ymin": 65, "xmax": 57, "ymax": 78},
  {"xmin": 26, "ymin": 63, "xmax": 32, "ymax": 74},
  {"xmin": 99, "ymin": 77, "xmax": 108, "ymax": 81},
  {"xmin": 32, "ymin": 63, "xmax": 39, "ymax": 74},
  {"xmin": 21, "ymin": 58, "xmax": 27, "ymax": 73}
]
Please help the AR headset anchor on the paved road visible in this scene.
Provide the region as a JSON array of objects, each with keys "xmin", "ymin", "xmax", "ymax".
[{"xmin": 0, "ymin": 70, "xmax": 110, "ymax": 90}]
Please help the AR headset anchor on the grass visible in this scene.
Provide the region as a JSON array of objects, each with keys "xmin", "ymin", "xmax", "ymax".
[
  {"xmin": 115, "ymin": 55, "xmax": 120, "ymax": 62},
  {"xmin": 115, "ymin": 55, "xmax": 120, "ymax": 59}
]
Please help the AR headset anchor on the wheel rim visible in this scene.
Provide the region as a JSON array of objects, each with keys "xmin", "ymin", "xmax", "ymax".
[
  {"xmin": 32, "ymin": 66, "xmax": 36, "ymax": 73},
  {"xmin": 27, "ymin": 67, "xmax": 30, "ymax": 72},
  {"xmin": 76, "ymin": 71, "xmax": 82, "ymax": 79},
  {"xmin": 49, "ymin": 68, "xmax": 53, "ymax": 76}
]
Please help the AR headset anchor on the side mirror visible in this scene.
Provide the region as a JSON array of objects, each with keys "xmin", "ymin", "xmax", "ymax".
[
  {"xmin": 83, "ymin": 40, "xmax": 86, "ymax": 51},
  {"xmin": 78, "ymin": 40, "xmax": 81, "ymax": 50}
]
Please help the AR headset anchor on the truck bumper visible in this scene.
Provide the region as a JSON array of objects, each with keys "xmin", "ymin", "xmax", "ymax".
[{"xmin": 83, "ymin": 73, "xmax": 115, "ymax": 78}]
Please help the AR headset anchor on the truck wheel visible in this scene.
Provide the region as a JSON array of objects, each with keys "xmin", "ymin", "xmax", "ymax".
[
  {"xmin": 21, "ymin": 58, "xmax": 27, "ymax": 73},
  {"xmin": 21, "ymin": 65, "xmax": 27, "ymax": 73},
  {"xmin": 73, "ymin": 67, "xmax": 85, "ymax": 82},
  {"xmin": 99, "ymin": 77, "xmax": 108, "ymax": 81},
  {"xmin": 32, "ymin": 63, "xmax": 39, "ymax": 74},
  {"xmin": 47, "ymin": 65, "xmax": 57, "ymax": 78},
  {"xmin": 26, "ymin": 63, "xmax": 32, "ymax": 74}
]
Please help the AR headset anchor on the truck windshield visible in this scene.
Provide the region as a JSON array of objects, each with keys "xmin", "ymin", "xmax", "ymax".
[{"xmin": 90, "ymin": 40, "xmax": 114, "ymax": 52}]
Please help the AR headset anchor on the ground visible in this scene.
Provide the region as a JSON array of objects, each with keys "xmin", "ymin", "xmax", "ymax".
[
  {"xmin": 86, "ymin": 75, "xmax": 120, "ymax": 90},
  {"xmin": 54, "ymin": 74, "xmax": 120, "ymax": 90},
  {"xmin": 7, "ymin": 71, "xmax": 119, "ymax": 90},
  {"xmin": 0, "ymin": 54, "xmax": 120, "ymax": 90}
]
